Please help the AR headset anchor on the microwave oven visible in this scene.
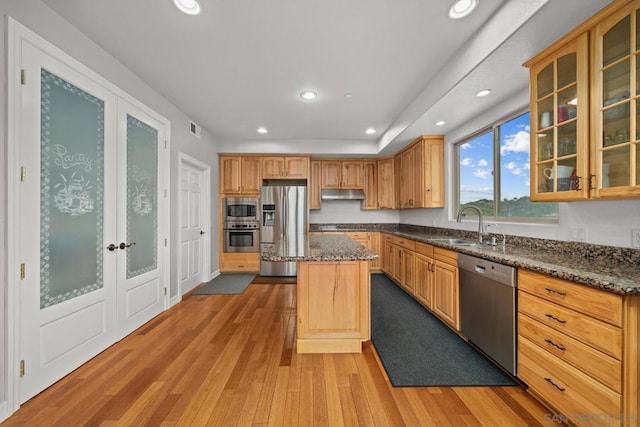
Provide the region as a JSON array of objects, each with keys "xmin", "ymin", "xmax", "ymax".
[{"xmin": 223, "ymin": 197, "xmax": 259, "ymax": 223}]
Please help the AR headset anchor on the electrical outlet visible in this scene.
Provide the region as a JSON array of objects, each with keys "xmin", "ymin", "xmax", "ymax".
[
  {"xmin": 569, "ymin": 227, "xmax": 587, "ymax": 242},
  {"xmin": 632, "ymin": 229, "xmax": 640, "ymax": 248}
]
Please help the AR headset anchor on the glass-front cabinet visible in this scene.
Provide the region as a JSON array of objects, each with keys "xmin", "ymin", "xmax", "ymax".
[
  {"xmin": 529, "ymin": 34, "xmax": 590, "ymax": 201},
  {"xmin": 594, "ymin": 4, "xmax": 640, "ymax": 198}
]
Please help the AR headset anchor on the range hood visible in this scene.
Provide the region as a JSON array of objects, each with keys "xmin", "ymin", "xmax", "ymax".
[{"xmin": 321, "ymin": 188, "xmax": 365, "ymax": 200}]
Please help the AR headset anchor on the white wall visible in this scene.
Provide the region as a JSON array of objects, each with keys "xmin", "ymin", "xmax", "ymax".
[
  {"xmin": 310, "ymin": 200, "xmax": 399, "ymax": 224},
  {"xmin": 0, "ymin": 0, "xmax": 219, "ymax": 416}
]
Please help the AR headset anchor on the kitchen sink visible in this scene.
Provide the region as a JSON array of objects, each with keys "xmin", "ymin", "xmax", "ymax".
[{"xmin": 427, "ymin": 238, "xmax": 479, "ymax": 246}]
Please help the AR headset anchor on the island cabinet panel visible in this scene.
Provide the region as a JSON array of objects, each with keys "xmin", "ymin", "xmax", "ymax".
[{"xmin": 297, "ymin": 260, "xmax": 370, "ymax": 353}]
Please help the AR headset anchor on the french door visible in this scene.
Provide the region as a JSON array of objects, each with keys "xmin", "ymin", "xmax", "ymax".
[{"xmin": 18, "ymin": 38, "xmax": 166, "ymax": 403}]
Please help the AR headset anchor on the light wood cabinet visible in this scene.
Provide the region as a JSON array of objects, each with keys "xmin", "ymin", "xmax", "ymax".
[
  {"xmin": 414, "ymin": 242, "xmax": 435, "ymax": 309},
  {"xmin": 362, "ymin": 160, "xmax": 378, "ymax": 210},
  {"xmin": 261, "ymin": 156, "xmax": 309, "ymax": 179},
  {"xmin": 395, "ymin": 135, "xmax": 445, "ymax": 208},
  {"xmin": 309, "ymin": 160, "xmax": 321, "ymax": 210},
  {"xmin": 321, "ymin": 160, "xmax": 364, "ymax": 189},
  {"xmin": 297, "ymin": 260, "xmax": 370, "ymax": 353},
  {"xmin": 394, "ymin": 156, "xmax": 402, "ymax": 209},
  {"xmin": 219, "ymin": 155, "xmax": 261, "ymax": 195},
  {"xmin": 432, "ymin": 247, "xmax": 459, "ymax": 330},
  {"xmin": 517, "ymin": 269, "xmax": 638, "ymax": 426},
  {"xmin": 377, "ymin": 157, "xmax": 395, "ymax": 209},
  {"xmin": 526, "ymin": 0, "xmax": 640, "ymax": 201},
  {"xmin": 367, "ymin": 232, "xmax": 381, "ymax": 272}
]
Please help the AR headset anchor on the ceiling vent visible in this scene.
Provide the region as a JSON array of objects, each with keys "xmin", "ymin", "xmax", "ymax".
[{"xmin": 190, "ymin": 121, "xmax": 201, "ymax": 139}]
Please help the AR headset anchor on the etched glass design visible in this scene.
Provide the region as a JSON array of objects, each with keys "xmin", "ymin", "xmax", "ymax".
[
  {"xmin": 40, "ymin": 69, "xmax": 104, "ymax": 308},
  {"xmin": 126, "ymin": 115, "xmax": 158, "ymax": 278}
]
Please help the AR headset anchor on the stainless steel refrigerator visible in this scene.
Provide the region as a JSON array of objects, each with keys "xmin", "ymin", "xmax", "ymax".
[{"xmin": 260, "ymin": 184, "xmax": 307, "ymax": 276}]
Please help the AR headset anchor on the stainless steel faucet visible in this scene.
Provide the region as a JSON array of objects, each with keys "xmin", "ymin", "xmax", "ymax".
[{"xmin": 456, "ymin": 205, "xmax": 484, "ymax": 243}]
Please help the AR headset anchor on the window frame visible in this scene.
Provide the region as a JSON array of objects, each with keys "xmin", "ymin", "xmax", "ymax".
[{"xmin": 453, "ymin": 108, "xmax": 558, "ymax": 224}]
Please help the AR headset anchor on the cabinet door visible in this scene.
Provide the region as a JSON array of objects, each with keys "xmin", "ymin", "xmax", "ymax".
[
  {"xmin": 403, "ymin": 250, "xmax": 416, "ymax": 294},
  {"xmin": 220, "ymin": 156, "xmax": 242, "ymax": 194},
  {"xmin": 391, "ymin": 246, "xmax": 403, "ymax": 284},
  {"xmin": 362, "ymin": 160, "xmax": 378, "ymax": 210},
  {"xmin": 285, "ymin": 157, "xmax": 308, "ymax": 178},
  {"xmin": 394, "ymin": 155, "xmax": 402, "ymax": 209},
  {"xmin": 309, "ymin": 160, "xmax": 321, "ymax": 210},
  {"xmin": 423, "ymin": 137, "xmax": 445, "ymax": 207},
  {"xmin": 377, "ymin": 157, "xmax": 395, "ymax": 209},
  {"xmin": 367, "ymin": 232, "xmax": 381, "ymax": 271},
  {"xmin": 529, "ymin": 34, "xmax": 589, "ymax": 201},
  {"xmin": 433, "ymin": 260, "xmax": 459, "ymax": 329},
  {"xmin": 400, "ymin": 149, "xmax": 414, "ymax": 208},
  {"xmin": 412, "ymin": 142, "xmax": 425, "ymax": 207},
  {"xmin": 342, "ymin": 161, "xmax": 363, "ymax": 189},
  {"xmin": 240, "ymin": 157, "xmax": 262, "ymax": 194},
  {"xmin": 321, "ymin": 160, "xmax": 343, "ymax": 188},
  {"xmin": 382, "ymin": 237, "xmax": 393, "ymax": 274},
  {"xmin": 414, "ymin": 253, "xmax": 433, "ymax": 308},
  {"xmin": 261, "ymin": 157, "xmax": 284, "ymax": 179},
  {"xmin": 594, "ymin": 6, "xmax": 640, "ymax": 198}
]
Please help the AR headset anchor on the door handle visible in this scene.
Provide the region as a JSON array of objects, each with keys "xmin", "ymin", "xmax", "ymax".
[
  {"xmin": 119, "ymin": 242, "xmax": 137, "ymax": 250},
  {"xmin": 106, "ymin": 243, "xmax": 118, "ymax": 251},
  {"xmin": 200, "ymin": 230, "xmax": 205, "ymax": 235}
]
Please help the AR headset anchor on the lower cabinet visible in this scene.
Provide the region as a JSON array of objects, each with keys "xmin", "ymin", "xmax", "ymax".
[
  {"xmin": 220, "ymin": 253, "xmax": 259, "ymax": 273},
  {"xmin": 414, "ymin": 242, "xmax": 434, "ymax": 309},
  {"xmin": 432, "ymin": 247, "xmax": 459, "ymax": 330},
  {"xmin": 517, "ymin": 269, "xmax": 638, "ymax": 426}
]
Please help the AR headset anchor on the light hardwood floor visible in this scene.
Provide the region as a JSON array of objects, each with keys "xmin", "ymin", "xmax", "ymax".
[{"xmin": 3, "ymin": 281, "xmax": 551, "ymax": 426}]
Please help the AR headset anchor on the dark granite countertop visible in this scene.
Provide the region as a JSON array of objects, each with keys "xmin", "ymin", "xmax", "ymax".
[
  {"xmin": 261, "ymin": 234, "xmax": 379, "ymax": 262},
  {"xmin": 310, "ymin": 223, "xmax": 640, "ymax": 296}
]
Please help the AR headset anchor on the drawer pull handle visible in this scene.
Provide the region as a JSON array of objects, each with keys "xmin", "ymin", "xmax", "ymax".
[
  {"xmin": 544, "ymin": 339, "xmax": 566, "ymax": 351},
  {"xmin": 544, "ymin": 287, "xmax": 567, "ymax": 296},
  {"xmin": 544, "ymin": 377, "xmax": 566, "ymax": 392},
  {"xmin": 545, "ymin": 314, "xmax": 567, "ymax": 324}
]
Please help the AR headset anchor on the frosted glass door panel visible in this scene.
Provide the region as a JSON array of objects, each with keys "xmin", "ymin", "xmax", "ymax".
[
  {"xmin": 40, "ymin": 69, "xmax": 104, "ymax": 308},
  {"xmin": 126, "ymin": 115, "xmax": 158, "ymax": 279}
]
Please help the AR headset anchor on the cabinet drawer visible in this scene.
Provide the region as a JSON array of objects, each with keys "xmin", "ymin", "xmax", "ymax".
[
  {"xmin": 519, "ymin": 291, "xmax": 622, "ymax": 360},
  {"xmin": 434, "ymin": 247, "xmax": 457, "ymax": 266},
  {"xmin": 392, "ymin": 236, "xmax": 415, "ymax": 251},
  {"xmin": 519, "ymin": 269, "xmax": 622, "ymax": 327},
  {"xmin": 415, "ymin": 242, "xmax": 433, "ymax": 257},
  {"xmin": 518, "ymin": 337, "xmax": 622, "ymax": 424},
  {"xmin": 518, "ymin": 313, "xmax": 622, "ymax": 393}
]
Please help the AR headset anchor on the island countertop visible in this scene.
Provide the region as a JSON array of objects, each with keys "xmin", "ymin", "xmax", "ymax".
[{"xmin": 260, "ymin": 234, "xmax": 379, "ymax": 262}]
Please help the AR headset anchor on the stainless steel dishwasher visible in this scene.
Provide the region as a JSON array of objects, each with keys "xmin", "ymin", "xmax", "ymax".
[{"xmin": 458, "ymin": 253, "xmax": 517, "ymax": 376}]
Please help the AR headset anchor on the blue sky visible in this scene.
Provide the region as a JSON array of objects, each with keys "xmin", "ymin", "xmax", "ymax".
[{"xmin": 459, "ymin": 113, "xmax": 531, "ymax": 204}]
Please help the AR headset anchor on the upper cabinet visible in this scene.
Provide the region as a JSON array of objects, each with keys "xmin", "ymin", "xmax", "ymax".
[
  {"xmin": 377, "ymin": 157, "xmax": 395, "ymax": 209},
  {"xmin": 395, "ymin": 135, "xmax": 445, "ymax": 208},
  {"xmin": 261, "ymin": 156, "xmax": 309, "ymax": 179},
  {"xmin": 321, "ymin": 160, "xmax": 363, "ymax": 189},
  {"xmin": 309, "ymin": 160, "xmax": 321, "ymax": 210},
  {"xmin": 362, "ymin": 160, "xmax": 378, "ymax": 210},
  {"xmin": 526, "ymin": 0, "xmax": 640, "ymax": 201},
  {"xmin": 220, "ymin": 155, "xmax": 261, "ymax": 195}
]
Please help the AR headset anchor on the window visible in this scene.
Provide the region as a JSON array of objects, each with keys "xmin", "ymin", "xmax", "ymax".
[{"xmin": 456, "ymin": 111, "xmax": 558, "ymax": 221}]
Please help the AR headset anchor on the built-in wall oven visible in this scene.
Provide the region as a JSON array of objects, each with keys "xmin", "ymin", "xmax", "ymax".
[
  {"xmin": 223, "ymin": 222, "xmax": 259, "ymax": 253},
  {"xmin": 224, "ymin": 197, "xmax": 259, "ymax": 223}
]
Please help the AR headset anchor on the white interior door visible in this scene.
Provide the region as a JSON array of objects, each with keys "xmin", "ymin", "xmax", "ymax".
[
  {"xmin": 179, "ymin": 160, "xmax": 207, "ymax": 294},
  {"xmin": 115, "ymin": 99, "xmax": 167, "ymax": 338},
  {"xmin": 19, "ymin": 40, "xmax": 118, "ymax": 403}
]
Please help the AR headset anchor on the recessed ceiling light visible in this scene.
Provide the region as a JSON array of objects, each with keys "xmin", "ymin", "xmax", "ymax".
[
  {"xmin": 475, "ymin": 89, "xmax": 491, "ymax": 97},
  {"xmin": 257, "ymin": 127, "xmax": 268, "ymax": 134},
  {"xmin": 435, "ymin": 121, "xmax": 446, "ymax": 126},
  {"xmin": 365, "ymin": 128, "xmax": 376, "ymax": 135},
  {"xmin": 447, "ymin": 0, "xmax": 477, "ymax": 19},
  {"xmin": 344, "ymin": 93, "xmax": 353, "ymax": 99},
  {"xmin": 300, "ymin": 90, "xmax": 318, "ymax": 100},
  {"xmin": 173, "ymin": 0, "xmax": 202, "ymax": 15}
]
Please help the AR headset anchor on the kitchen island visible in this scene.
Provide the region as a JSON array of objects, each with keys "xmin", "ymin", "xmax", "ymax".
[{"xmin": 261, "ymin": 234, "xmax": 379, "ymax": 353}]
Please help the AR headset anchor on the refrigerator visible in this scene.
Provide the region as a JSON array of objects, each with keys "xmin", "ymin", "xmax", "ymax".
[{"xmin": 260, "ymin": 184, "xmax": 308, "ymax": 276}]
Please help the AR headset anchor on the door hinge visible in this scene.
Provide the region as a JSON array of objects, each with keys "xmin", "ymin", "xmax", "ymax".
[
  {"xmin": 164, "ymin": 140, "xmax": 167, "ymax": 149},
  {"xmin": 20, "ymin": 166, "xmax": 26, "ymax": 182},
  {"xmin": 164, "ymin": 238, "xmax": 167, "ymax": 247},
  {"xmin": 164, "ymin": 189, "xmax": 167, "ymax": 198},
  {"xmin": 164, "ymin": 288, "xmax": 167, "ymax": 296},
  {"xmin": 20, "ymin": 263, "xmax": 25, "ymax": 280},
  {"xmin": 20, "ymin": 69, "xmax": 26, "ymax": 85},
  {"xmin": 20, "ymin": 360, "xmax": 25, "ymax": 377}
]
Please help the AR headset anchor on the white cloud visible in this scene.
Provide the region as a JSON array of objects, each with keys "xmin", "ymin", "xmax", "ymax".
[
  {"xmin": 474, "ymin": 168, "xmax": 491, "ymax": 179},
  {"xmin": 461, "ymin": 157, "xmax": 473, "ymax": 166},
  {"xmin": 505, "ymin": 161, "xmax": 523, "ymax": 175},
  {"xmin": 501, "ymin": 130, "xmax": 530, "ymax": 154},
  {"xmin": 478, "ymin": 159, "xmax": 488, "ymax": 167},
  {"xmin": 460, "ymin": 142, "xmax": 472, "ymax": 150}
]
